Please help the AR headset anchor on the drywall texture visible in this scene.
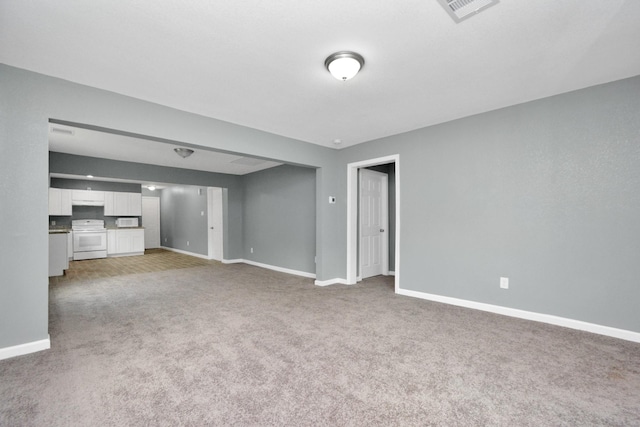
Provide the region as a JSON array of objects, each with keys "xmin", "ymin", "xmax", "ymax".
[
  {"xmin": 242, "ymin": 164, "xmax": 316, "ymax": 274},
  {"xmin": 343, "ymin": 75, "xmax": 640, "ymax": 333},
  {"xmin": 160, "ymin": 186, "xmax": 209, "ymax": 256}
]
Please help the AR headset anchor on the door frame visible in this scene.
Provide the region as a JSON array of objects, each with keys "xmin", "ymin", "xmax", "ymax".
[
  {"xmin": 358, "ymin": 168, "xmax": 389, "ymax": 280},
  {"xmin": 347, "ymin": 154, "xmax": 400, "ymax": 291}
]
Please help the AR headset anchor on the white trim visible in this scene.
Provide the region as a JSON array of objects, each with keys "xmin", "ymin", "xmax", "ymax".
[
  {"xmin": 0, "ymin": 336, "xmax": 50, "ymax": 361},
  {"xmin": 220, "ymin": 258, "xmax": 315, "ymax": 279},
  {"xmin": 314, "ymin": 278, "xmax": 350, "ymax": 286},
  {"xmin": 108, "ymin": 252, "xmax": 144, "ymax": 258},
  {"xmin": 222, "ymin": 258, "xmax": 243, "ymax": 264},
  {"xmin": 347, "ymin": 155, "xmax": 400, "ymax": 288},
  {"xmin": 388, "ymin": 271, "xmax": 396, "ymax": 276},
  {"xmin": 397, "ymin": 288, "xmax": 640, "ymax": 343},
  {"xmin": 160, "ymin": 246, "xmax": 211, "ymax": 260},
  {"xmin": 242, "ymin": 259, "xmax": 316, "ymax": 279}
]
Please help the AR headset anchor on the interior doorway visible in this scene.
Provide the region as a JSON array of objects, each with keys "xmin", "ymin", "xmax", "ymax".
[
  {"xmin": 359, "ymin": 168, "xmax": 389, "ymax": 279},
  {"xmin": 207, "ymin": 187, "xmax": 224, "ymax": 261},
  {"xmin": 347, "ymin": 155, "xmax": 400, "ymax": 291}
]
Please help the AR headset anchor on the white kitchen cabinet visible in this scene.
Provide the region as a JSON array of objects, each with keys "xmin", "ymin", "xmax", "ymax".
[
  {"xmin": 107, "ymin": 229, "xmax": 144, "ymax": 257},
  {"xmin": 107, "ymin": 229, "xmax": 117, "ymax": 255},
  {"xmin": 49, "ymin": 188, "xmax": 72, "ymax": 216},
  {"xmin": 128, "ymin": 193, "xmax": 142, "ymax": 216},
  {"xmin": 104, "ymin": 192, "xmax": 142, "ymax": 216},
  {"xmin": 49, "ymin": 232, "xmax": 69, "ymax": 276},
  {"xmin": 104, "ymin": 191, "xmax": 115, "ymax": 216}
]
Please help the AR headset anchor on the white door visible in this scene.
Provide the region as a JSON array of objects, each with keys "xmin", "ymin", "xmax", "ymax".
[
  {"xmin": 142, "ymin": 196, "xmax": 161, "ymax": 249},
  {"xmin": 359, "ymin": 169, "xmax": 388, "ymax": 279},
  {"xmin": 207, "ymin": 187, "xmax": 224, "ymax": 261}
]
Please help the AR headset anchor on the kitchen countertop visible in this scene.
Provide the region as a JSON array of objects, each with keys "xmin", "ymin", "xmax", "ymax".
[{"xmin": 49, "ymin": 228, "xmax": 70, "ymax": 234}]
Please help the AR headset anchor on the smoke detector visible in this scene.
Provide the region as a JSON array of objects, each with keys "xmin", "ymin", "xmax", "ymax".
[{"xmin": 438, "ymin": 0, "xmax": 499, "ymax": 22}]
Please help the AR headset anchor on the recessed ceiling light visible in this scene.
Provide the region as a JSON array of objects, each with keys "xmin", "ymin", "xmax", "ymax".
[{"xmin": 333, "ymin": 139, "xmax": 343, "ymax": 145}]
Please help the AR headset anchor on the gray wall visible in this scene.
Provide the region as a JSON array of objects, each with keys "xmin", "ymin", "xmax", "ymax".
[
  {"xmin": 160, "ymin": 186, "xmax": 209, "ymax": 256},
  {"xmin": 343, "ymin": 75, "xmax": 640, "ymax": 333},
  {"xmin": 50, "ymin": 177, "xmax": 141, "ymax": 193},
  {"xmin": 242, "ymin": 164, "xmax": 316, "ymax": 274}
]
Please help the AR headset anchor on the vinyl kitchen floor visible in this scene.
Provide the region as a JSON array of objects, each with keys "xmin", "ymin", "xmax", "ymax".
[{"xmin": 49, "ymin": 248, "xmax": 215, "ymax": 285}]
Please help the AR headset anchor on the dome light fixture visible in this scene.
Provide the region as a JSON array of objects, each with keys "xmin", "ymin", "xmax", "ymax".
[
  {"xmin": 174, "ymin": 147, "xmax": 194, "ymax": 158},
  {"xmin": 325, "ymin": 51, "xmax": 365, "ymax": 81}
]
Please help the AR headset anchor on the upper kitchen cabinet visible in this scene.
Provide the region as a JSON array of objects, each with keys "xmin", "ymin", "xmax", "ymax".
[
  {"xmin": 104, "ymin": 191, "xmax": 142, "ymax": 216},
  {"xmin": 49, "ymin": 188, "xmax": 72, "ymax": 216}
]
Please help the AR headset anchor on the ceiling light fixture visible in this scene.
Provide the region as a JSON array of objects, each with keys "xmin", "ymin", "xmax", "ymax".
[
  {"xmin": 174, "ymin": 148, "xmax": 194, "ymax": 158},
  {"xmin": 147, "ymin": 186, "xmax": 156, "ymax": 191},
  {"xmin": 325, "ymin": 51, "xmax": 365, "ymax": 81}
]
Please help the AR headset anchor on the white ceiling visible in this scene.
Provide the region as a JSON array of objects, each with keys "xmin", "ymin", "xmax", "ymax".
[
  {"xmin": 48, "ymin": 123, "xmax": 282, "ymax": 175},
  {"xmin": 2, "ymin": 0, "xmax": 640, "ymax": 150}
]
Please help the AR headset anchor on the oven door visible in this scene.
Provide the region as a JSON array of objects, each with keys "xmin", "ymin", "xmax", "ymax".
[{"xmin": 73, "ymin": 231, "xmax": 107, "ymax": 252}]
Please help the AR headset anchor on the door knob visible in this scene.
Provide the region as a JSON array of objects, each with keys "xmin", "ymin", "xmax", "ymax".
[
  {"xmin": 380, "ymin": 229, "xmax": 385, "ymax": 232},
  {"xmin": 210, "ymin": 227, "xmax": 214, "ymax": 229}
]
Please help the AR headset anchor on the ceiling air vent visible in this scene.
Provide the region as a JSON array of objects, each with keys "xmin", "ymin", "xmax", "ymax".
[{"xmin": 438, "ymin": 0, "xmax": 499, "ymax": 22}]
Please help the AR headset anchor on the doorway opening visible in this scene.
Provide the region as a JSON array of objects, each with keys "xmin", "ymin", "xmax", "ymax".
[{"xmin": 347, "ymin": 155, "xmax": 400, "ymax": 292}]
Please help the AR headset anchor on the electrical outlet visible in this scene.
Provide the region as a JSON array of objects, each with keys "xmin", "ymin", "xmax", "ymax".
[
  {"xmin": 187, "ymin": 241, "xmax": 190, "ymax": 246},
  {"xmin": 500, "ymin": 277, "xmax": 509, "ymax": 289},
  {"xmin": 250, "ymin": 247, "xmax": 254, "ymax": 253},
  {"xmin": 164, "ymin": 237, "xmax": 167, "ymax": 242},
  {"xmin": 51, "ymin": 220, "xmax": 56, "ymax": 226}
]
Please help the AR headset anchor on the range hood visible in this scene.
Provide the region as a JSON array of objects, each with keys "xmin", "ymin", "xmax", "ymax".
[{"xmin": 72, "ymin": 200, "xmax": 104, "ymax": 206}]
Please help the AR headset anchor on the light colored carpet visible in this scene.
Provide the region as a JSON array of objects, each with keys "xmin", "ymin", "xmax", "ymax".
[{"xmin": 2, "ymin": 262, "xmax": 639, "ymax": 426}]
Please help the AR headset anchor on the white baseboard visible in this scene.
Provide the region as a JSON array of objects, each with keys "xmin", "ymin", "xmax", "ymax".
[
  {"xmin": 0, "ymin": 336, "xmax": 50, "ymax": 361},
  {"xmin": 160, "ymin": 246, "xmax": 211, "ymax": 260},
  {"xmin": 243, "ymin": 259, "xmax": 315, "ymax": 279},
  {"xmin": 397, "ymin": 288, "xmax": 640, "ymax": 343},
  {"xmin": 314, "ymin": 278, "xmax": 350, "ymax": 286},
  {"xmin": 220, "ymin": 258, "xmax": 315, "ymax": 279}
]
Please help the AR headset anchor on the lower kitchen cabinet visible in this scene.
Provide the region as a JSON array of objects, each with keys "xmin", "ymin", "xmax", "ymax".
[
  {"xmin": 107, "ymin": 229, "xmax": 145, "ymax": 257},
  {"xmin": 49, "ymin": 232, "xmax": 69, "ymax": 277}
]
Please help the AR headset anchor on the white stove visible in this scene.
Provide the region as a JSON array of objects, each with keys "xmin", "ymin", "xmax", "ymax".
[{"xmin": 71, "ymin": 219, "xmax": 107, "ymax": 260}]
